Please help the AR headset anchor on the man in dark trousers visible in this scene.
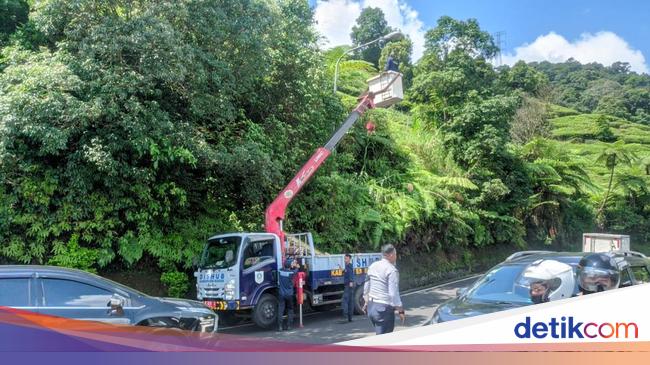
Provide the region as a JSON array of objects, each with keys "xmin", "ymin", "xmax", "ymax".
[
  {"xmin": 363, "ymin": 244, "xmax": 405, "ymax": 335},
  {"xmin": 340, "ymin": 253, "xmax": 356, "ymax": 323},
  {"xmin": 277, "ymin": 258, "xmax": 299, "ymax": 331},
  {"xmin": 385, "ymin": 53, "xmax": 399, "ymax": 72}
]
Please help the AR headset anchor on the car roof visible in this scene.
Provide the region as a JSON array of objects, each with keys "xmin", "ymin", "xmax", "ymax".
[
  {"xmin": 502, "ymin": 250, "xmax": 649, "ymax": 267},
  {"xmin": 504, "ymin": 251, "xmax": 588, "ymax": 265},
  {"xmin": 0, "ymin": 265, "xmax": 95, "ymax": 275},
  {"xmin": 0, "ymin": 265, "xmax": 147, "ymax": 297}
]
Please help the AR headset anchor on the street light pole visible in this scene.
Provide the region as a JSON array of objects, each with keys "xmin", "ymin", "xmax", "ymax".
[{"xmin": 333, "ymin": 31, "xmax": 403, "ymax": 94}]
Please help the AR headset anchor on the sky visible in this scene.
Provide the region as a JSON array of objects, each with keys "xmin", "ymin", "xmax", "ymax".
[{"xmin": 309, "ymin": 0, "xmax": 650, "ymax": 74}]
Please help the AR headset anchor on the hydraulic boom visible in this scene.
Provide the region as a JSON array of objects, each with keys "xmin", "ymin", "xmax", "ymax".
[{"xmin": 264, "ymin": 94, "xmax": 376, "ymax": 259}]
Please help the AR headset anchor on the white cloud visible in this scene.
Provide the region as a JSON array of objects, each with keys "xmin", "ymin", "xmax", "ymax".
[
  {"xmin": 313, "ymin": 0, "xmax": 362, "ymax": 48},
  {"xmin": 502, "ymin": 31, "xmax": 649, "ymax": 74},
  {"xmin": 313, "ymin": 0, "xmax": 426, "ymax": 61}
]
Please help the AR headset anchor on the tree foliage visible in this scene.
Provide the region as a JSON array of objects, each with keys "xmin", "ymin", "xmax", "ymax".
[
  {"xmin": 530, "ymin": 59, "xmax": 650, "ymax": 124},
  {"xmin": 0, "ymin": 0, "xmax": 29, "ymax": 45},
  {"xmin": 350, "ymin": 7, "xmax": 392, "ymax": 67},
  {"xmin": 0, "ymin": 0, "xmax": 343, "ymax": 283},
  {"xmin": 510, "ymin": 96, "xmax": 551, "ymax": 144}
]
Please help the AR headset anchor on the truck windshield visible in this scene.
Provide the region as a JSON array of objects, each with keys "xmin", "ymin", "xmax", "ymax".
[{"xmin": 201, "ymin": 236, "xmax": 241, "ymax": 269}]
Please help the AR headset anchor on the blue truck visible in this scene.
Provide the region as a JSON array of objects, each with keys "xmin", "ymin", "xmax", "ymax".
[
  {"xmin": 194, "ymin": 72, "xmax": 403, "ymax": 329},
  {"xmin": 194, "ymin": 232, "xmax": 381, "ymax": 328}
]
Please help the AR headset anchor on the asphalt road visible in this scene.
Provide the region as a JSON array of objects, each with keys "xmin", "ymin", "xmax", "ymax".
[{"xmin": 219, "ymin": 275, "xmax": 480, "ymax": 344}]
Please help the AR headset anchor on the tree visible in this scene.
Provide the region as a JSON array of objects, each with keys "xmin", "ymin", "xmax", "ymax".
[
  {"xmin": 595, "ymin": 95, "xmax": 631, "ymax": 120},
  {"xmin": 521, "ymin": 138, "xmax": 594, "ymax": 245},
  {"xmin": 0, "ymin": 0, "xmax": 29, "ymax": 45},
  {"xmin": 411, "ymin": 16, "xmax": 509, "ymax": 167},
  {"xmin": 350, "ymin": 7, "xmax": 391, "ymax": 67},
  {"xmin": 499, "ymin": 61, "xmax": 549, "ymax": 95},
  {"xmin": 424, "ymin": 16, "xmax": 498, "ymax": 61},
  {"xmin": 609, "ymin": 61, "xmax": 631, "ymax": 75},
  {"xmin": 595, "ymin": 141, "xmax": 637, "ymax": 225},
  {"xmin": 0, "ymin": 0, "xmax": 343, "ymax": 278},
  {"xmin": 510, "ymin": 96, "xmax": 550, "ymax": 144},
  {"xmin": 411, "ymin": 17, "xmax": 499, "ymax": 123},
  {"xmin": 593, "ymin": 115, "xmax": 616, "ymax": 142}
]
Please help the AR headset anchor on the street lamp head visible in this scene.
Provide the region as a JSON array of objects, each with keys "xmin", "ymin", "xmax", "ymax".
[
  {"xmin": 381, "ymin": 31, "xmax": 403, "ymax": 41},
  {"xmin": 333, "ymin": 30, "xmax": 404, "ymax": 94}
]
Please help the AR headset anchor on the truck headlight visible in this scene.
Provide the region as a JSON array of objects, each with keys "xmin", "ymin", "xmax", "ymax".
[{"xmin": 224, "ymin": 279, "xmax": 235, "ymax": 300}]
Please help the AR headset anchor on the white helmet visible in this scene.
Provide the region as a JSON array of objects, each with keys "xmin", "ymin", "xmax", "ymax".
[{"xmin": 521, "ymin": 259, "xmax": 575, "ymax": 303}]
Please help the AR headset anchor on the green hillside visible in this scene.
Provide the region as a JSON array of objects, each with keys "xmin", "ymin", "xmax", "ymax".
[{"xmin": 549, "ymin": 112, "xmax": 650, "ymax": 189}]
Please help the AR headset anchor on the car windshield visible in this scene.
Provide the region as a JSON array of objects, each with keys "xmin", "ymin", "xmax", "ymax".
[
  {"xmin": 464, "ymin": 264, "xmax": 532, "ymax": 304},
  {"xmin": 201, "ymin": 236, "xmax": 241, "ymax": 269},
  {"xmin": 465, "ymin": 261, "xmax": 581, "ymax": 304}
]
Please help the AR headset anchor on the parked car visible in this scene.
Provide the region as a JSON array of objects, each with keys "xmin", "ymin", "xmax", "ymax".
[
  {"xmin": 428, "ymin": 250, "xmax": 650, "ymax": 324},
  {"xmin": 0, "ymin": 265, "xmax": 217, "ymax": 333}
]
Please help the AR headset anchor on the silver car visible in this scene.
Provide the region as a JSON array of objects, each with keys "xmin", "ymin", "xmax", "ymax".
[{"xmin": 0, "ymin": 265, "xmax": 217, "ymax": 333}]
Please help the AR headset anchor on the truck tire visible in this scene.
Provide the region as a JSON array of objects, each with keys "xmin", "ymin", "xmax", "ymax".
[
  {"xmin": 354, "ymin": 286, "xmax": 365, "ymax": 315},
  {"xmin": 252, "ymin": 293, "xmax": 278, "ymax": 329}
]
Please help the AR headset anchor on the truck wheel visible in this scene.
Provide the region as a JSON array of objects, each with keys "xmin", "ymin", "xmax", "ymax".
[
  {"xmin": 252, "ymin": 293, "xmax": 278, "ymax": 329},
  {"xmin": 354, "ymin": 286, "xmax": 365, "ymax": 315}
]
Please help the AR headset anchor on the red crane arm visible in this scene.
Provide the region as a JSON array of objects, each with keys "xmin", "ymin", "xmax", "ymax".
[{"xmin": 265, "ymin": 93, "xmax": 376, "ymax": 258}]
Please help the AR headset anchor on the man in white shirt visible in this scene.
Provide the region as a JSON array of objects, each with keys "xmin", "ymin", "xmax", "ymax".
[{"xmin": 362, "ymin": 244, "xmax": 405, "ymax": 334}]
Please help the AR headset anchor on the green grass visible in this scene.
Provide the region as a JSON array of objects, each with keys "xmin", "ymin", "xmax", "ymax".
[{"xmin": 548, "ymin": 103, "xmax": 580, "ymax": 118}]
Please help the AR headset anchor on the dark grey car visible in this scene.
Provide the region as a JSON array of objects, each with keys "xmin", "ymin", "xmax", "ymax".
[
  {"xmin": 0, "ymin": 265, "xmax": 217, "ymax": 332},
  {"xmin": 428, "ymin": 250, "xmax": 650, "ymax": 324}
]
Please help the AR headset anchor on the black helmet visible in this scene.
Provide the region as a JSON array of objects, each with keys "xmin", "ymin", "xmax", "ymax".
[{"xmin": 577, "ymin": 253, "xmax": 621, "ymax": 293}]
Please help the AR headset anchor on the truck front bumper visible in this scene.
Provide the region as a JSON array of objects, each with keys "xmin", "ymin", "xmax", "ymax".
[{"xmin": 203, "ymin": 300, "xmax": 241, "ymax": 311}]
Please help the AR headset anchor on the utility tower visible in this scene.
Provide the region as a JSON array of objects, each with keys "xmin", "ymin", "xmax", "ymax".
[{"xmin": 493, "ymin": 31, "xmax": 506, "ymax": 66}]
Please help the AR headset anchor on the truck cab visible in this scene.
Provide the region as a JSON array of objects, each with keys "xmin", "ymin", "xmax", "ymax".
[{"xmin": 195, "ymin": 233, "xmax": 281, "ymax": 314}]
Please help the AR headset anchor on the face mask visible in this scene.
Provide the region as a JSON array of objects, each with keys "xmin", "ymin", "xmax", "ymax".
[{"xmin": 531, "ymin": 294, "xmax": 545, "ymax": 304}]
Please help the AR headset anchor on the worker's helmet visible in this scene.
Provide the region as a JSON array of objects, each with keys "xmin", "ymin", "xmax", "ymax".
[
  {"xmin": 577, "ymin": 253, "xmax": 620, "ymax": 293},
  {"xmin": 521, "ymin": 259, "xmax": 575, "ymax": 303}
]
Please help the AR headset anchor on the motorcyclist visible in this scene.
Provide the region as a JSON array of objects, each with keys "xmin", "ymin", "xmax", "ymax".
[
  {"xmin": 521, "ymin": 259, "xmax": 575, "ymax": 304},
  {"xmin": 576, "ymin": 253, "xmax": 621, "ymax": 294}
]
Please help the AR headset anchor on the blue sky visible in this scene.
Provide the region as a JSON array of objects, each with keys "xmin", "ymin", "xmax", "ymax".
[{"xmin": 309, "ymin": 0, "xmax": 650, "ymax": 73}]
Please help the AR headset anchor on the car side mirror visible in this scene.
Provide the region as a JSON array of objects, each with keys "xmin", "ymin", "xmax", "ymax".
[
  {"xmin": 107, "ymin": 294, "xmax": 126, "ymax": 316},
  {"xmin": 456, "ymin": 287, "xmax": 468, "ymax": 298}
]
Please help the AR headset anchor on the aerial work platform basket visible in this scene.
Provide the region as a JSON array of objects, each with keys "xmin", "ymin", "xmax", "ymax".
[{"xmin": 367, "ymin": 70, "xmax": 403, "ymax": 108}]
